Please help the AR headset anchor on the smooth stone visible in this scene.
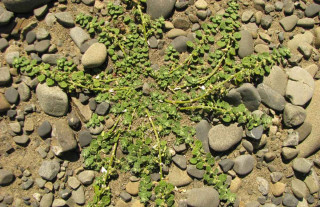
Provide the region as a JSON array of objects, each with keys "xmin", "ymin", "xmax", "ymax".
[
  {"xmin": 236, "ymin": 83, "xmax": 261, "ymax": 111},
  {"xmin": 0, "ymin": 38, "xmax": 9, "ymax": 51},
  {"xmin": 263, "ymin": 66, "xmax": 288, "ymax": 96},
  {"xmin": 238, "ymin": 30, "xmax": 254, "ymax": 58},
  {"xmin": 270, "ymin": 172, "xmax": 283, "ymax": 183},
  {"xmin": 271, "ymin": 182, "xmax": 286, "ymax": 197},
  {"xmin": 305, "ymin": 64, "xmax": 318, "ymax": 77},
  {"xmin": 13, "ymin": 135, "xmax": 30, "ymax": 145},
  {"xmin": 167, "ymin": 29, "xmax": 187, "ymax": 39},
  {"xmin": 36, "ymin": 28, "xmax": 50, "ymax": 40},
  {"xmin": 77, "ymin": 170, "xmax": 95, "ymax": 185},
  {"xmin": 291, "ymin": 179, "xmax": 309, "ymax": 199},
  {"xmin": 208, "ymin": 123, "xmax": 243, "ymax": 152},
  {"xmin": 120, "ymin": 191, "xmax": 132, "ymax": 202},
  {"xmin": 38, "ymin": 160, "xmax": 60, "ymax": 181},
  {"xmin": 0, "ymin": 169, "xmax": 14, "ymax": 186},
  {"xmin": 0, "ymin": 67, "xmax": 11, "ymax": 86},
  {"xmin": 315, "ymin": 27, "xmax": 320, "ymax": 48},
  {"xmin": 40, "ymin": 193, "xmax": 53, "ymax": 207},
  {"xmin": 82, "ymin": 43, "xmax": 107, "ymax": 69},
  {"xmin": 126, "ymin": 182, "xmax": 139, "ymax": 196},
  {"xmin": 167, "ymin": 166, "xmax": 192, "ymax": 187},
  {"xmin": 195, "ymin": 0, "xmax": 208, "ymax": 10},
  {"xmin": 284, "ymin": 0, "xmax": 294, "ymax": 15},
  {"xmin": 55, "ymin": 12, "xmax": 74, "ymax": 27},
  {"xmin": 5, "ymin": 87, "xmax": 19, "ymax": 104},
  {"xmin": 297, "ymin": 18, "xmax": 315, "ymax": 28},
  {"xmin": 51, "ymin": 119, "xmax": 77, "ymax": 155},
  {"xmin": 186, "ymin": 187, "xmax": 219, "ymax": 207},
  {"xmin": 261, "ymin": 15, "xmax": 272, "ymax": 29},
  {"xmin": 298, "ymin": 42, "xmax": 313, "ymax": 59},
  {"xmin": 36, "ymin": 83, "xmax": 68, "ymax": 117},
  {"xmin": 35, "ymin": 40, "xmax": 50, "ymax": 53},
  {"xmin": 246, "ymin": 201, "xmax": 260, "ymax": 207},
  {"xmin": 68, "ymin": 177, "xmax": 81, "ymax": 189},
  {"xmin": 254, "ymin": 44, "xmax": 269, "ymax": 53},
  {"xmin": 257, "ymin": 177, "xmax": 269, "ymax": 196},
  {"xmin": 186, "ymin": 165, "xmax": 205, "ymax": 179},
  {"xmin": 42, "ymin": 54, "xmax": 63, "ymax": 65},
  {"xmin": 172, "ymin": 18, "xmax": 190, "ymax": 30},
  {"xmin": 0, "ymin": 6, "xmax": 14, "ymax": 26},
  {"xmin": 172, "ymin": 154, "xmax": 187, "ymax": 170},
  {"xmin": 34, "ymin": 5, "xmax": 48, "ymax": 18},
  {"xmin": 305, "ymin": 3, "xmax": 320, "ymax": 17},
  {"xmin": 148, "ymin": 36, "xmax": 158, "ymax": 48},
  {"xmin": 246, "ymin": 125, "xmax": 263, "ymax": 140},
  {"xmin": 80, "ymin": 39, "xmax": 98, "ymax": 53},
  {"xmin": 171, "ymin": 36, "xmax": 190, "ymax": 53},
  {"xmin": 146, "ymin": 0, "xmax": 176, "ymax": 19},
  {"xmin": 71, "ymin": 186, "xmax": 85, "ymax": 205},
  {"xmin": 38, "ymin": 121, "xmax": 52, "ymax": 138},
  {"xmin": 280, "ymin": 15, "xmax": 298, "ymax": 32},
  {"xmin": 70, "ymin": 27, "xmax": 90, "ymax": 48},
  {"xmin": 292, "ymin": 158, "xmax": 313, "ymax": 174},
  {"xmin": 283, "ymin": 103, "xmax": 306, "ymax": 127},
  {"xmin": 219, "ymin": 159, "xmax": 235, "ymax": 173},
  {"xmin": 242, "ymin": 10, "xmax": 254, "ymax": 23},
  {"xmin": 233, "ymin": 155, "xmax": 255, "ymax": 176},
  {"xmin": 287, "ymin": 31, "xmax": 314, "ymax": 52},
  {"xmin": 5, "ymin": 51, "xmax": 19, "ymax": 65},
  {"xmin": 282, "ymin": 147, "xmax": 299, "ymax": 160},
  {"xmin": 295, "ymin": 122, "xmax": 312, "ymax": 142},
  {"xmin": 78, "ymin": 130, "xmax": 92, "ymax": 147},
  {"xmin": 95, "ymin": 102, "xmax": 109, "ymax": 116},
  {"xmin": 282, "ymin": 193, "xmax": 298, "ymax": 207},
  {"xmin": 9, "ymin": 122, "xmax": 21, "ymax": 134},
  {"xmin": 0, "ymin": 93, "xmax": 11, "ymax": 113},
  {"xmin": 257, "ymin": 83, "xmax": 285, "ymax": 111},
  {"xmin": 18, "ymin": 82, "xmax": 31, "ymax": 101},
  {"xmin": 52, "ymin": 199, "xmax": 66, "ymax": 207},
  {"xmin": 195, "ymin": 120, "xmax": 211, "ymax": 153},
  {"xmin": 3, "ymin": 0, "xmax": 52, "ymax": 13}
]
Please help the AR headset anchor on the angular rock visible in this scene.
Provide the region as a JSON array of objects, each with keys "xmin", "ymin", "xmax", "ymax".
[
  {"xmin": 219, "ymin": 159, "xmax": 234, "ymax": 173},
  {"xmin": 71, "ymin": 97, "xmax": 92, "ymax": 122},
  {"xmin": 297, "ymin": 18, "xmax": 315, "ymax": 28},
  {"xmin": 36, "ymin": 83, "xmax": 68, "ymax": 117},
  {"xmin": 282, "ymin": 147, "xmax": 299, "ymax": 160},
  {"xmin": 3, "ymin": 0, "xmax": 52, "ymax": 13},
  {"xmin": 305, "ymin": 3, "xmax": 320, "ymax": 17},
  {"xmin": 55, "ymin": 12, "xmax": 74, "ymax": 27},
  {"xmin": 280, "ymin": 15, "xmax": 298, "ymax": 32},
  {"xmin": 283, "ymin": 103, "xmax": 306, "ymax": 127},
  {"xmin": 68, "ymin": 176, "xmax": 81, "ymax": 189},
  {"xmin": 208, "ymin": 123, "xmax": 243, "ymax": 152},
  {"xmin": 38, "ymin": 160, "xmax": 60, "ymax": 181},
  {"xmin": 186, "ymin": 187, "xmax": 220, "ymax": 207},
  {"xmin": 287, "ymin": 31, "xmax": 314, "ymax": 52},
  {"xmin": 257, "ymin": 83, "xmax": 285, "ymax": 111},
  {"xmin": 233, "ymin": 155, "xmax": 255, "ymax": 176},
  {"xmin": 82, "ymin": 43, "xmax": 107, "ymax": 69},
  {"xmin": 126, "ymin": 182, "xmax": 139, "ymax": 196},
  {"xmin": 70, "ymin": 27, "xmax": 90, "ymax": 48},
  {"xmin": 245, "ymin": 125, "xmax": 263, "ymax": 140},
  {"xmin": 271, "ymin": 182, "xmax": 286, "ymax": 197},
  {"xmin": 172, "ymin": 18, "xmax": 190, "ymax": 30},
  {"xmin": 18, "ymin": 82, "xmax": 31, "ymax": 101},
  {"xmin": 238, "ymin": 30, "xmax": 254, "ymax": 58},
  {"xmin": 263, "ymin": 66, "xmax": 288, "ymax": 96},
  {"xmin": 0, "ymin": 93, "xmax": 11, "ymax": 113},
  {"xmin": 34, "ymin": 5, "xmax": 48, "ymax": 18},
  {"xmin": 78, "ymin": 130, "xmax": 92, "ymax": 147},
  {"xmin": 51, "ymin": 119, "xmax": 77, "ymax": 155},
  {"xmin": 146, "ymin": 0, "xmax": 176, "ymax": 19},
  {"xmin": 257, "ymin": 177, "xmax": 269, "ymax": 196},
  {"xmin": 283, "ymin": 193, "xmax": 298, "ymax": 207}
]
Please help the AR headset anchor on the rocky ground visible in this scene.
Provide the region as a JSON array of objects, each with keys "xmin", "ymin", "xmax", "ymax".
[{"xmin": 1, "ymin": 0, "xmax": 320, "ymax": 206}]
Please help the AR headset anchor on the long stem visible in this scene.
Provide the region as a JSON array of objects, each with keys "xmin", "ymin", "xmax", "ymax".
[
  {"xmin": 145, "ymin": 109, "xmax": 163, "ymax": 180},
  {"xmin": 104, "ymin": 131, "xmax": 121, "ymax": 182},
  {"xmin": 137, "ymin": 4, "xmax": 148, "ymax": 44}
]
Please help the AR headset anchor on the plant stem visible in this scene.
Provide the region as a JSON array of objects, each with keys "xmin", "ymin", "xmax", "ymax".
[
  {"xmin": 104, "ymin": 131, "xmax": 121, "ymax": 183},
  {"xmin": 137, "ymin": 4, "xmax": 148, "ymax": 44},
  {"xmin": 145, "ymin": 109, "xmax": 163, "ymax": 180}
]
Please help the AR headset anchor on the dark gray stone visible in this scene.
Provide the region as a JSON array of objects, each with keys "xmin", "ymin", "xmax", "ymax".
[
  {"xmin": 219, "ymin": 159, "xmax": 234, "ymax": 173},
  {"xmin": 18, "ymin": 82, "xmax": 31, "ymax": 101},
  {"xmin": 148, "ymin": 36, "xmax": 158, "ymax": 49},
  {"xmin": 5, "ymin": 87, "xmax": 19, "ymax": 104},
  {"xmin": 3, "ymin": 0, "xmax": 52, "ymax": 13},
  {"xmin": 238, "ymin": 30, "xmax": 254, "ymax": 58},
  {"xmin": 283, "ymin": 103, "xmax": 306, "ymax": 127},
  {"xmin": 95, "ymin": 102, "xmax": 109, "ymax": 115},
  {"xmin": 0, "ymin": 169, "xmax": 14, "ymax": 186},
  {"xmin": 120, "ymin": 191, "xmax": 132, "ymax": 202},
  {"xmin": 237, "ymin": 83, "xmax": 261, "ymax": 111},
  {"xmin": 78, "ymin": 130, "xmax": 92, "ymax": 147},
  {"xmin": 173, "ymin": 18, "xmax": 190, "ymax": 30},
  {"xmin": 42, "ymin": 54, "xmax": 63, "ymax": 65},
  {"xmin": 52, "ymin": 119, "xmax": 77, "ymax": 155},
  {"xmin": 34, "ymin": 40, "xmax": 50, "ymax": 53},
  {"xmin": 257, "ymin": 83, "xmax": 286, "ymax": 111},
  {"xmin": 295, "ymin": 122, "xmax": 312, "ymax": 142},
  {"xmin": 195, "ymin": 120, "xmax": 211, "ymax": 153},
  {"xmin": 0, "ymin": 67, "xmax": 11, "ymax": 86},
  {"xmin": 261, "ymin": 15, "xmax": 272, "ymax": 29},
  {"xmin": 70, "ymin": 27, "xmax": 90, "ymax": 48},
  {"xmin": 172, "ymin": 155, "xmax": 187, "ymax": 170},
  {"xmin": 38, "ymin": 121, "xmax": 52, "ymax": 138},
  {"xmin": 186, "ymin": 165, "xmax": 205, "ymax": 179},
  {"xmin": 171, "ymin": 36, "xmax": 190, "ymax": 53},
  {"xmin": 246, "ymin": 125, "xmax": 263, "ymax": 140},
  {"xmin": 55, "ymin": 12, "xmax": 75, "ymax": 27},
  {"xmin": 146, "ymin": 0, "xmax": 176, "ymax": 19},
  {"xmin": 38, "ymin": 161, "xmax": 60, "ymax": 181},
  {"xmin": 233, "ymin": 155, "xmax": 255, "ymax": 176}
]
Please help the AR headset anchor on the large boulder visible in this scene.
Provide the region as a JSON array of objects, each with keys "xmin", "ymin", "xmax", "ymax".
[
  {"xmin": 3, "ymin": 0, "xmax": 53, "ymax": 13},
  {"xmin": 146, "ymin": 0, "xmax": 176, "ymax": 19}
]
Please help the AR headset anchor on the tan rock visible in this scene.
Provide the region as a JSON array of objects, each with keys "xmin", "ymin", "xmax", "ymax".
[
  {"xmin": 230, "ymin": 177, "xmax": 242, "ymax": 193},
  {"xmin": 126, "ymin": 182, "xmax": 139, "ymax": 196},
  {"xmin": 271, "ymin": 182, "xmax": 286, "ymax": 197},
  {"xmin": 167, "ymin": 166, "xmax": 192, "ymax": 187}
]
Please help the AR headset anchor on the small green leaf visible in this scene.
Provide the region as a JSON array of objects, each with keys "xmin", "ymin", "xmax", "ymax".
[
  {"xmin": 37, "ymin": 74, "xmax": 46, "ymax": 82},
  {"xmin": 46, "ymin": 78, "xmax": 55, "ymax": 86}
]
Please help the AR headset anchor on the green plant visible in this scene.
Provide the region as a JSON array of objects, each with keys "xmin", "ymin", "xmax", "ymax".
[
  {"xmin": 154, "ymin": 180, "xmax": 175, "ymax": 207},
  {"xmin": 86, "ymin": 113, "xmax": 105, "ymax": 128}
]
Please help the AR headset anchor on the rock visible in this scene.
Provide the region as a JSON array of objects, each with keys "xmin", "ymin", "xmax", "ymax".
[
  {"xmin": 172, "ymin": 18, "xmax": 190, "ymax": 30},
  {"xmin": 82, "ymin": 43, "xmax": 107, "ymax": 69},
  {"xmin": 38, "ymin": 121, "xmax": 52, "ymax": 138},
  {"xmin": 283, "ymin": 103, "xmax": 306, "ymax": 127},
  {"xmin": 284, "ymin": 0, "xmax": 294, "ymax": 15},
  {"xmin": 186, "ymin": 165, "xmax": 205, "ymax": 179},
  {"xmin": 297, "ymin": 18, "xmax": 315, "ymax": 28},
  {"xmin": 195, "ymin": 0, "xmax": 208, "ymax": 10},
  {"xmin": 292, "ymin": 158, "xmax": 313, "ymax": 174},
  {"xmin": 282, "ymin": 193, "xmax": 298, "ymax": 207},
  {"xmin": 0, "ymin": 93, "xmax": 10, "ymax": 113},
  {"xmin": 9, "ymin": 122, "xmax": 21, "ymax": 134},
  {"xmin": 70, "ymin": 27, "xmax": 90, "ymax": 48},
  {"xmin": 246, "ymin": 201, "xmax": 260, "ymax": 207},
  {"xmin": 271, "ymin": 182, "xmax": 286, "ymax": 197},
  {"xmin": 282, "ymin": 147, "xmax": 299, "ymax": 160},
  {"xmin": 38, "ymin": 160, "xmax": 60, "ymax": 181},
  {"xmin": 236, "ymin": 83, "xmax": 261, "ymax": 111},
  {"xmin": 95, "ymin": 102, "xmax": 109, "ymax": 115},
  {"xmin": 295, "ymin": 122, "xmax": 312, "ymax": 143},
  {"xmin": 186, "ymin": 187, "xmax": 219, "ymax": 207},
  {"xmin": 21, "ymin": 178, "xmax": 34, "ymax": 190},
  {"xmin": 241, "ymin": 10, "xmax": 254, "ymax": 23},
  {"xmin": 72, "ymin": 185, "xmax": 85, "ymax": 205},
  {"xmin": 238, "ymin": 30, "xmax": 254, "ymax": 58},
  {"xmin": 148, "ymin": 36, "xmax": 158, "ymax": 48},
  {"xmin": 0, "ymin": 169, "xmax": 14, "ymax": 186},
  {"xmin": 315, "ymin": 27, "xmax": 320, "ymax": 49},
  {"xmin": 195, "ymin": 120, "xmax": 211, "ymax": 153},
  {"xmin": 34, "ymin": 5, "xmax": 48, "ymax": 18},
  {"xmin": 175, "ymin": 1, "xmax": 188, "ymax": 10},
  {"xmin": 286, "ymin": 67, "xmax": 314, "ymax": 106},
  {"xmin": 24, "ymin": 119, "xmax": 34, "ymax": 131},
  {"xmin": 0, "ymin": 38, "xmax": 9, "ymax": 51},
  {"xmin": 71, "ymin": 97, "xmax": 92, "ymax": 122},
  {"xmin": 3, "ymin": 0, "xmax": 52, "ymax": 13},
  {"xmin": 52, "ymin": 199, "xmax": 66, "ymax": 207},
  {"xmin": 305, "ymin": 64, "xmax": 318, "ymax": 77},
  {"xmin": 51, "ymin": 119, "xmax": 77, "ymax": 155},
  {"xmin": 254, "ymin": 44, "xmax": 269, "ymax": 53},
  {"xmin": 18, "ymin": 82, "xmax": 31, "ymax": 101},
  {"xmin": 0, "ymin": 6, "xmax": 13, "ymax": 26},
  {"xmin": 40, "ymin": 193, "xmax": 54, "ymax": 207},
  {"xmin": 77, "ymin": 170, "xmax": 95, "ymax": 185},
  {"xmin": 263, "ymin": 66, "xmax": 288, "ymax": 96},
  {"xmin": 167, "ymin": 29, "xmax": 187, "ymax": 39},
  {"xmin": 5, "ymin": 87, "xmax": 19, "ymax": 104},
  {"xmin": 305, "ymin": 3, "xmax": 320, "ymax": 17},
  {"xmin": 280, "ymin": 15, "xmax": 298, "ymax": 32},
  {"xmin": 42, "ymin": 54, "xmax": 63, "ymax": 65},
  {"xmin": 13, "ymin": 135, "xmax": 30, "ymax": 145},
  {"xmin": 55, "ymin": 12, "xmax": 74, "ymax": 27},
  {"xmin": 89, "ymin": 125, "xmax": 103, "ymax": 135},
  {"xmin": 242, "ymin": 140, "xmax": 254, "ymax": 153},
  {"xmin": 126, "ymin": 182, "xmax": 139, "ymax": 196},
  {"xmin": 257, "ymin": 177, "xmax": 269, "ymax": 196},
  {"xmin": 146, "ymin": 0, "xmax": 176, "ymax": 19},
  {"xmin": 35, "ymin": 40, "xmax": 51, "ymax": 53},
  {"xmin": 78, "ymin": 130, "xmax": 92, "ymax": 147},
  {"xmin": 304, "ymin": 169, "xmax": 319, "ymax": 194},
  {"xmin": 254, "ymin": 0, "xmax": 265, "ymax": 11},
  {"xmin": 36, "ymin": 83, "xmax": 69, "ymax": 117},
  {"xmin": 68, "ymin": 176, "xmax": 81, "ymax": 189},
  {"xmin": 246, "ymin": 125, "xmax": 263, "ymax": 140},
  {"xmin": 219, "ymin": 159, "xmax": 234, "ymax": 173},
  {"xmin": 5, "ymin": 51, "xmax": 19, "ymax": 65},
  {"xmin": 171, "ymin": 36, "xmax": 190, "ymax": 53},
  {"xmin": 230, "ymin": 177, "xmax": 242, "ymax": 193},
  {"xmin": 261, "ymin": 15, "xmax": 272, "ymax": 29},
  {"xmin": 0, "ymin": 67, "xmax": 11, "ymax": 86},
  {"xmin": 291, "ymin": 179, "xmax": 309, "ymax": 199},
  {"xmin": 257, "ymin": 83, "xmax": 285, "ymax": 111},
  {"xmin": 287, "ymin": 31, "xmax": 314, "ymax": 52},
  {"xmin": 208, "ymin": 123, "xmax": 243, "ymax": 152},
  {"xmin": 297, "ymin": 42, "xmax": 312, "ymax": 59},
  {"xmin": 167, "ymin": 166, "xmax": 192, "ymax": 187},
  {"xmin": 80, "ymin": 39, "xmax": 98, "ymax": 54},
  {"xmin": 172, "ymin": 155, "xmax": 187, "ymax": 170},
  {"xmin": 36, "ymin": 28, "xmax": 50, "ymax": 40},
  {"xmin": 270, "ymin": 172, "xmax": 283, "ymax": 183},
  {"xmin": 233, "ymin": 155, "xmax": 255, "ymax": 176}
]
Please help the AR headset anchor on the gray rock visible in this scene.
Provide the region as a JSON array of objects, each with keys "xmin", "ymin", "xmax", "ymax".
[
  {"xmin": 225, "ymin": 88, "xmax": 242, "ymax": 106},
  {"xmin": 297, "ymin": 18, "xmax": 315, "ymax": 28},
  {"xmin": 195, "ymin": 120, "xmax": 211, "ymax": 153},
  {"xmin": 280, "ymin": 15, "xmax": 298, "ymax": 32},
  {"xmin": 186, "ymin": 165, "xmax": 205, "ymax": 179},
  {"xmin": 186, "ymin": 187, "xmax": 220, "ymax": 207},
  {"xmin": 292, "ymin": 158, "xmax": 313, "ymax": 174},
  {"xmin": 257, "ymin": 177, "xmax": 269, "ymax": 196},
  {"xmin": 38, "ymin": 161, "xmax": 60, "ymax": 181},
  {"xmin": 77, "ymin": 170, "xmax": 95, "ymax": 185},
  {"xmin": 175, "ymin": 1, "xmax": 188, "ymax": 10},
  {"xmin": 55, "ymin": 12, "xmax": 74, "ymax": 27},
  {"xmin": 246, "ymin": 201, "xmax": 260, "ymax": 207},
  {"xmin": 78, "ymin": 130, "xmax": 92, "ymax": 147},
  {"xmin": 291, "ymin": 179, "xmax": 309, "ymax": 199},
  {"xmin": 0, "ymin": 6, "xmax": 14, "ymax": 26},
  {"xmin": 40, "ymin": 193, "xmax": 54, "ymax": 207},
  {"xmin": 242, "ymin": 140, "xmax": 254, "ymax": 153},
  {"xmin": 9, "ymin": 122, "xmax": 21, "ymax": 134},
  {"xmin": 246, "ymin": 125, "xmax": 263, "ymax": 140},
  {"xmin": 270, "ymin": 172, "xmax": 283, "ymax": 183},
  {"xmin": 26, "ymin": 31, "xmax": 36, "ymax": 44},
  {"xmin": 95, "ymin": 102, "xmax": 109, "ymax": 116},
  {"xmin": 52, "ymin": 199, "xmax": 66, "ymax": 207},
  {"xmin": 254, "ymin": 44, "xmax": 269, "ymax": 53},
  {"xmin": 282, "ymin": 147, "xmax": 299, "ymax": 160},
  {"xmin": 71, "ymin": 185, "xmax": 85, "ymax": 205},
  {"xmin": 208, "ymin": 123, "xmax": 243, "ymax": 152},
  {"xmin": 120, "ymin": 192, "xmax": 132, "ymax": 202},
  {"xmin": 18, "ymin": 82, "xmax": 31, "ymax": 101},
  {"xmin": 0, "ymin": 67, "xmax": 11, "ymax": 86},
  {"xmin": 261, "ymin": 15, "xmax": 272, "ymax": 29},
  {"xmin": 167, "ymin": 28, "xmax": 187, "ymax": 39},
  {"xmin": 282, "ymin": 132, "xmax": 299, "ymax": 147},
  {"xmin": 5, "ymin": 51, "xmax": 19, "ymax": 65},
  {"xmin": 68, "ymin": 176, "xmax": 81, "ymax": 189},
  {"xmin": 36, "ymin": 83, "xmax": 69, "ymax": 117},
  {"xmin": 38, "ymin": 121, "xmax": 52, "ymax": 138},
  {"xmin": 70, "ymin": 27, "xmax": 90, "ymax": 48},
  {"xmin": 304, "ymin": 169, "xmax": 320, "ymax": 194},
  {"xmin": 282, "ymin": 193, "xmax": 298, "ymax": 207},
  {"xmin": 0, "ymin": 38, "xmax": 9, "ymax": 51},
  {"xmin": 315, "ymin": 27, "xmax": 320, "ymax": 49},
  {"xmin": 172, "ymin": 155, "xmax": 187, "ymax": 170},
  {"xmin": 236, "ymin": 83, "xmax": 261, "ymax": 111},
  {"xmin": 305, "ymin": 3, "xmax": 320, "ymax": 17},
  {"xmin": 254, "ymin": 0, "xmax": 265, "ymax": 11},
  {"xmin": 59, "ymin": 189, "xmax": 71, "ymax": 200},
  {"xmin": 283, "ymin": 103, "xmax": 306, "ymax": 127},
  {"xmin": 286, "ymin": 67, "xmax": 314, "ymax": 106},
  {"xmin": 148, "ymin": 36, "xmax": 158, "ymax": 49},
  {"xmin": 257, "ymin": 83, "xmax": 285, "ymax": 111},
  {"xmin": 35, "ymin": 40, "xmax": 50, "ymax": 53},
  {"xmin": 89, "ymin": 125, "xmax": 103, "ymax": 135},
  {"xmin": 13, "ymin": 135, "xmax": 30, "ymax": 145},
  {"xmin": 3, "ymin": 0, "xmax": 52, "ymax": 13},
  {"xmin": 219, "ymin": 159, "xmax": 234, "ymax": 173},
  {"xmin": 51, "ymin": 119, "xmax": 77, "ymax": 155},
  {"xmin": 35, "ymin": 177, "xmax": 46, "ymax": 188},
  {"xmin": 287, "ymin": 31, "xmax": 314, "ymax": 52},
  {"xmin": 5, "ymin": 87, "xmax": 19, "ymax": 104},
  {"xmin": 21, "ymin": 178, "xmax": 33, "ymax": 190},
  {"xmin": 191, "ymin": 23, "xmax": 200, "ymax": 31},
  {"xmin": 0, "ymin": 169, "xmax": 14, "ymax": 186},
  {"xmin": 298, "ymin": 42, "xmax": 313, "ymax": 59},
  {"xmin": 42, "ymin": 54, "xmax": 63, "ymax": 65},
  {"xmin": 34, "ymin": 5, "xmax": 48, "ymax": 18},
  {"xmin": 36, "ymin": 28, "xmax": 50, "ymax": 40},
  {"xmin": 171, "ymin": 36, "xmax": 190, "ymax": 53},
  {"xmin": 295, "ymin": 122, "xmax": 312, "ymax": 142},
  {"xmin": 238, "ymin": 30, "xmax": 254, "ymax": 58},
  {"xmin": 167, "ymin": 166, "xmax": 192, "ymax": 187},
  {"xmin": 80, "ymin": 39, "xmax": 99, "ymax": 53},
  {"xmin": 146, "ymin": 0, "xmax": 176, "ymax": 19},
  {"xmin": 233, "ymin": 155, "xmax": 254, "ymax": 176},
  {"xmin": 173, "ymin": 18, "xmax": 190, "ymax": 30},
  {"xmin": 275, "ymin": 1, "xmax": 284, "ymax": 11},
  {"xmin": 241, "ymin": 10, "xmax": 254, "ymax": 23},
  {"xmin": 45, "ymin": 13, "xmax": 56, "ymax": 27},
  {"xmin": 284, "ymin": 0, "xmax": 294, "ymax": 15},
  {"xmin": 82, "ymin": 42, "xmax": 107, "ymax": 69}
]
